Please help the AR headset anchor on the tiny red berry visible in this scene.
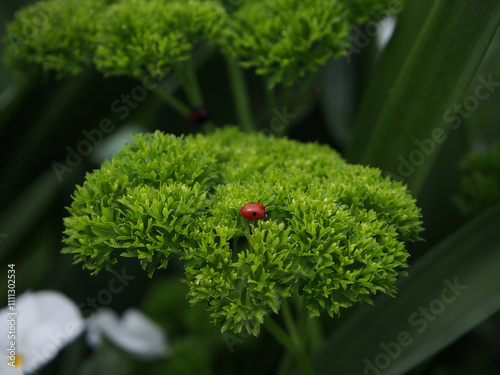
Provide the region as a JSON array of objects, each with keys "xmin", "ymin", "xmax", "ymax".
[
  {"xmin": 239, "ymin": 202, "xmax": 266, "ymax": 221},
  {"xmin": 310, "ymin": 88, "xmax": 319, "ymax": 100}
]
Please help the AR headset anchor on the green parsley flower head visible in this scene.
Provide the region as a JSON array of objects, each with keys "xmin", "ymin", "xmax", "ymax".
[{"xmin": 63, "ymin": 128, "xmax": 422, "ymax": 335}]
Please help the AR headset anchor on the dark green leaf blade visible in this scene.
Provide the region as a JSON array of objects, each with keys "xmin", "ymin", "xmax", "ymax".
[{"xmin": 346, "ymin": 0, "xmax": 500, "ymax": 194}]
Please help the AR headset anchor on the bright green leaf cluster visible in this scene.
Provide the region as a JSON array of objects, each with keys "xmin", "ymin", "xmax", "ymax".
[
  {"xmin": 454, "ymin": 139, "xmax": 500, "ymax": 216},
  {"xmin": 93, "ymin": 0, "xmax": 227, "ymax": 78},
  {"xmin": 4, "ymin": 0, "xmax": 112, "ymax": 76},
  {"xmin": 4, "ymin": 0, "xmax": 227, "ymax": 79},
  {"xmin": 223, "ymin": 0, "xmax": 351, "ymax": 87},
  {"xmin": 63, "ymin": 127, "xmax": 422, "ymax": 336},
  {"xmin": 4, "ymin": 0, "xmax": 403, "ymax": 85},
  {"xmin": 223, "ymin": 0, "xmax": 403, "ymax": 87}
]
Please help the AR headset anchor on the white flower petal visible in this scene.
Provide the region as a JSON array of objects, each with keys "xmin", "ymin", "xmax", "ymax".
[
  {"xmin": 0, "ymin": 291, "xmax": 84, "ymax": 374},
  {"xmin": 377, "ymin": 16, "xmax": 397, "ymax": 50},
  {"xmin": 0, "ymin": 366, "xmax": 23, "ymax": 375},
  {"xmin": 87, "ymin": 308, "xmax": 169, "ymax": 360},
  {"xmin": 85, "ymin": 309, "xmax": 120, "ymax": 349},
  {"xmin": 119, "ymin": 309, "xmax": 170, "ymax": 358}
]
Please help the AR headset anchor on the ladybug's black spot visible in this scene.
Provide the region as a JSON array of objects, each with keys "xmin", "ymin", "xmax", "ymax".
[{"xmin": 252, "ymin": 211, "xmax": 257, "ymax": 216}]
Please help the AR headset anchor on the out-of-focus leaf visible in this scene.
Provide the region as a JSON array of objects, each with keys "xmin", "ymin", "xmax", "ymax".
[
  {"xmin": 346, "ymin": 0, "xmax": 500, "ymax": 194},
  {"xmin": 0, "ymin": 169, "xmax": 62, "ymax": 262}
]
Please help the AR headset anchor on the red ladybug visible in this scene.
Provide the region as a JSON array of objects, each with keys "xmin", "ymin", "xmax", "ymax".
[
  {"xmin": 189, "ymin": 107, "xmax": 211, "ymax": 125},
  {"xmin": 310, "ymin": 88, "xmax": 319, "ymax": 100},
  {"xmin": 239, "ymin": 202, "xmax": 266, "ymax": 221}
]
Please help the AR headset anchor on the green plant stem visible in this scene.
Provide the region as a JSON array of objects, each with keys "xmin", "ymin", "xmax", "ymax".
[
  {"xmin": 265, "ymin": 84, "xmax": 278, "ymax": 112},
  {"xmin": 173, "ymin": 63, "xmax": 201, "ymax": 108},
  {"xmin": 297, "ymin": 72, "xmax": 319, "ymax": 105},
  {"xmin": 306, "ymin": 315, "xmax": 323, "ymax": 352},
  {"xmin": 282, "ymin": 84, "xmax": 292, "ymax": 111},
  {"xmin": 264, "ymin": 317, "xmax": 295, "ymax": 352},
  {"xmin": 282, "ymin": 303, "xmax": 301, "ymax": 346},
  {"xmin": 276, "ymin": 350, "xmax": 295, "ymax": 375},
  {"xmin": 264, "ymin": 317, "xmax": 315, "ymax": 375},
  {"xmin": 294, "ymin": 295, "xmax": 323, "ymax": 352},
  {"xmin": 226, "ymin": 55, "xmax": 256, "ymax": 132},
  {"xmin": 153, "ymin": 86, "xmax": 191, "ymax": 117},
  {"xmin": 185, "ymin": 57, "xmax": 205, "ymax": 107}
]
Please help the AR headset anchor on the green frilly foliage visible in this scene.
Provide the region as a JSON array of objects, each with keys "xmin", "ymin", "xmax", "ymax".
[
  {"xmin": 4, "ymin": 0, "xmax": 112, "ymax": 76},
  {"xmin": 4, "ymin": 0, "xmax": 404, "ymax": 86},
  {"xmin": 63, "ymin": 128, "xmax": 422, "ymax": 336},
  {"xmin": 454, "ymin": 139, "xmax": 500, "ymax": 216}
]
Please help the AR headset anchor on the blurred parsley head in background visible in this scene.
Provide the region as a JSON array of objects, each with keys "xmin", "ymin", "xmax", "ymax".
[
  {"xmin": 4, "ymin": 0, "xmax": 404, "ymax": 86},
  {"xmin": 454, "ymin": 139, "xmax": 500, "ymax": 216}
]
